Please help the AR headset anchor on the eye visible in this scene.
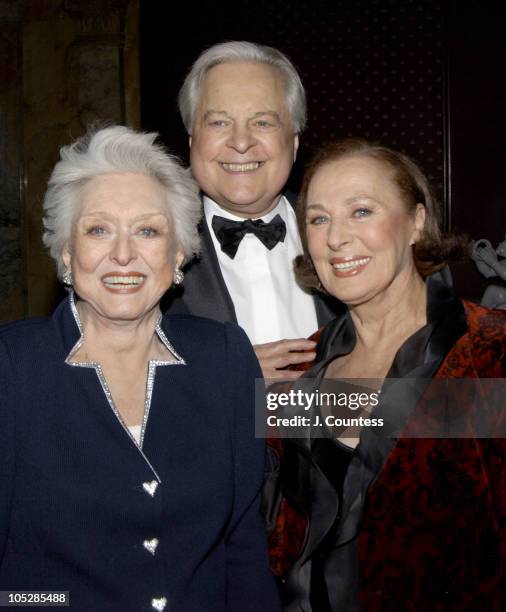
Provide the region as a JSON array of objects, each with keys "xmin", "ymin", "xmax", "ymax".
[
  {"xmin": 251, "ymin": 118, "xmax": 279, "ymax": 130},
  {"xmin": 208, "ymin": 119, "xmax": 229, "ymax": 128},
  {"xmin": 352, "ymin": 207, "xmax": 372, "ymax": 218},
  {"xmin": 85, "ymin": 226, "xmax": 106, "ymax": 236},
  {"xmin": 254, "ymin": 119, "xmax": 274, "ymax": 128},
  {"xmin": 307, "ymin": 215, "xmax": 329, "ymax": 226},
  {"xmin": 138, "ymin": 226, "xmax": 159, "ymax": 237}
]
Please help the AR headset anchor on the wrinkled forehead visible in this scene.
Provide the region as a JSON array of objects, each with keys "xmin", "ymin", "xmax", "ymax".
[
  {"xmin": 316, "ymin": 152, "xmax": 412, "ymax": 193},
  {"xmin": 74, "ymin": 172, "xmax": 172, "ymax": 220},
  {"xmin": 307, "ymin": 154, "xmax": 414, "ymax": 209},
  {"xmin": 311, "ymin": 155, "xmax": 398, "ymax": 188}
]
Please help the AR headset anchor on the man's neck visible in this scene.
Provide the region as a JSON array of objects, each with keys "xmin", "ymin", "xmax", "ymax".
[{"xmin": 203, "ymin": 194, "xmax": 284, "ymax": 220}]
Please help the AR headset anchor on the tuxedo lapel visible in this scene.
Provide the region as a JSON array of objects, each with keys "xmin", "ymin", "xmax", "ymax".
[
  {"xmin": 166, "ymin": 192, "xmax": 338, "ymax": 329},
  {"xmin": 166, "ymin": 218, "xmax": 237, "ymax": 323}
]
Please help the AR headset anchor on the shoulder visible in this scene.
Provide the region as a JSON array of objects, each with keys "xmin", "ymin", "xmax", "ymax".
[
  {"xmin": 439, "ymin": 300, "xmax": 506, "ymax": 377},
  {"xmin": 0, "ymin": 315, "xmax": 50, "ymax": 336},
  {"xmin": 461, "ymin": 301, "xmax": 506, "ymax": 358},
  {"xmin": 0, "ymin": 297, "xmax": 81, "ymax": 369},
  {"xmin": 464, "ymin": 301, "xmax": 506, "ymax": 371},
  {"xmin": 0, "ymin": 316, "xmax": 53, "ymax": 352},
  {"xmin": 462, "ymin": 300, "xmax": 506, "ymax": 334},
  {"xmin": 0, "ymin": 316, "xmax": 59, "ymax": 389}
]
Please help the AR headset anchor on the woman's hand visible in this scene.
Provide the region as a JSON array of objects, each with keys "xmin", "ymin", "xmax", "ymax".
[{"xmin": 254, "ymin": 339, "xmax": 317, "ymax": 380}]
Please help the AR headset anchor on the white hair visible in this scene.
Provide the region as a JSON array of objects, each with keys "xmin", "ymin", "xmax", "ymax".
[
  {"xmin": 178, "ymin": 41, "xmax": 307, "ymax": 135},
  {"xmin": 42, "ymin": 125, "xmax": 202, "ymax": 278}
]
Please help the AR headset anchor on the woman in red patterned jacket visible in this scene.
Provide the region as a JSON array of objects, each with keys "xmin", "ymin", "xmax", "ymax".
[{"xmin": 267, "ymin": 139, "xmax": 506, "ymax": 611}]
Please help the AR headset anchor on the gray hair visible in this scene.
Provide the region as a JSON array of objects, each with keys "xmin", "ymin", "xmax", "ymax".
[
  {"xmin": 42, "ymin": 125, "xmax": 202, "ymax": 278},
  {"xmin": 178, "ymin": 41, "xmax": 307, "ymax": 135}
]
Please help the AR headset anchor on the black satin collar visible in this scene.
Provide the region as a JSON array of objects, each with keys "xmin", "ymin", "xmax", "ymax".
[
  {"xmin": 310, "ymin": 273, "xmax": 467, "ymax": 381},
  {"xmin": 311, "ymin": 275, "xmax": 468, "ymax": 611},
  {"xmin": 287, "ymin": 275, "xmax": 469, "ymax": 611}
]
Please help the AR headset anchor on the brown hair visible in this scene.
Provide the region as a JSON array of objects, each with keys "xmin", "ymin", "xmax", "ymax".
[{"xmin": 294, "ymin": 138, "xmax": 469, "ymax": 291}]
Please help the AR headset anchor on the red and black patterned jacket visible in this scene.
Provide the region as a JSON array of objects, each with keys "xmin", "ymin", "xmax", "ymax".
[{"xmin": 266, "ymin": 281, "xmax": 506, "ymax": 611}]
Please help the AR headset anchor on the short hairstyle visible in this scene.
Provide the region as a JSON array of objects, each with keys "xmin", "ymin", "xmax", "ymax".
[
  {"xmin": 294, "ymin": 138, "xmax": 469, "ymax": 290},
  {"xmin": 42, "ymin": 125, "xmax": 202, "ymax": 279},
  {"xmin": 178, "ymin": 40, "xmax": 307, "ymax": 134}
]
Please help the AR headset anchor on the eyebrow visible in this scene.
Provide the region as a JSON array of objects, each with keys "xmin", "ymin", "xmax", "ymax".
[
  {"xmin": 345, "ymin": 194, "xmax": 380, "ymax": 204},
  {"xmin": 305, "ymin": 203, "xmax": 328, "ymax": 212},
  {"xmin": 201, "ymin": 110, "xmax": 232, "ymax": 123},
  {"xmin": 78, "ymin": 212, "xmax": 168, "ymax": 222},
  {"xmin": 201, "ymin": 109, "xmax": 283, "ymax": 125},
  {"xmin": 251, "ymin": 111, "xmax": 283, "ymax": 123},
  {"xmin": 306, "ymin": 196, "xmax": 382, "ymax": 210}
]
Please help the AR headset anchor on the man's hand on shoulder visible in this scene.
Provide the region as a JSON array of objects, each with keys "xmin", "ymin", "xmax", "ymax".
[{"xmin": 254, "ymin": 339, "xmax": 317, "ymax": 380}]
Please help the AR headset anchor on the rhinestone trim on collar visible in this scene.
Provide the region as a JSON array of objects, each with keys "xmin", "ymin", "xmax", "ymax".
[{"xmin": 65, "ymin": 293, "xmax": 186, "ymax": 481}]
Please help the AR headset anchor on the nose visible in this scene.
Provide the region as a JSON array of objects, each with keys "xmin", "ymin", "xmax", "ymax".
[
  {"xmin": 327, "ymin": 219, "xmax": 353, "ymax": 251},
  {"xmin": 227, "ymin": 122, "xmax": 256, "ymax": 153},
  {"xmin": 110, "ymin": 231, "xmax": 137, "ymax": 265}
]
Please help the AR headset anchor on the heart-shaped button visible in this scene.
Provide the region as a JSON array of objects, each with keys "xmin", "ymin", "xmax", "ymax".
[
  {"xmin": 151, "ymin": 596, "xmax": 167, "ymax": 611},
  {"xmin": 143, "ymin": 538, "xmax": 159, "ymax": 555},
  {"xmin": 143, "ymin": 480, "xmax": 159, "ymax": 497}
]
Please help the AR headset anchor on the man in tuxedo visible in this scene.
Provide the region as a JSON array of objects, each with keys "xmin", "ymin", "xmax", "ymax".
[{"xmin": 168, "ymin": 41, "xmax": 336, "ymax": 378}]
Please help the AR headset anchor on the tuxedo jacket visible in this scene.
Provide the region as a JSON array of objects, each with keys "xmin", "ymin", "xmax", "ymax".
[
  {"xmin": 0, "ymin": 297, "xmax": 281, "ymax": 611},
  {"xmin": 164, "ymin": 199, "xmax": 339, "ymax": 329},
  {"xmin": 266, "ymin": 280, "xmax": 506, "ymax": 611}
]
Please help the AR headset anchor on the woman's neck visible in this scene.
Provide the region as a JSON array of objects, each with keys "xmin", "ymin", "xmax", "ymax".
[
  {"xmin": 75, "ymin": 302, "xmax": 162, "ymax": 362},
  {"xmin": 349, "ymin": 270, "xmax": 427, "ymax": 350}
]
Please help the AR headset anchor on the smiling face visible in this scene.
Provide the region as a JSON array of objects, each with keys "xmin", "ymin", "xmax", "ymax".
[
  {"xmin": 63, "ymin": 172, "xmax": 183, "ymax": 323},
  {"xmin": 305, "ymin": 156, "xmax": 425, "ymax": 307},
  {"xmin": 189, "ymin": 61, "xmax": 299, "ymax": 218}
]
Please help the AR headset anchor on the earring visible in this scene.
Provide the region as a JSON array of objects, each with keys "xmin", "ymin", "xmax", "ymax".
[
  {"xmin": 173, "ymin": 267, "xmax": 184, "ymax": 285},
  {"xmin": 62, "ymin": 268, "xmax": 73, "ymax": 287}
]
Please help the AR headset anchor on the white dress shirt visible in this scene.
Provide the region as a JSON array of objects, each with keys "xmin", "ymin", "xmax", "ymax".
[{"xmin": 204, "ymin": 195, "xmax": 319, "ymax": 345}]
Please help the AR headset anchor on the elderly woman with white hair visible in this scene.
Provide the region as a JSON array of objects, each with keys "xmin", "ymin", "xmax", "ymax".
[{"xmin": 0, "ymin": 126, "xmax": 280, "ymax": 611}]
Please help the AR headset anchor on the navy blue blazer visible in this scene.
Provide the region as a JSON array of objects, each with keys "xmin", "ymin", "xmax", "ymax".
[{"xmin": 0, "ymin": 297, "xmax": 281, "ymax": 611}]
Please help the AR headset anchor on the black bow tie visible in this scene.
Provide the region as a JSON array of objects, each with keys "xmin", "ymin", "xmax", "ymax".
[{"xmin": 211, "ymin": 214, "xmax": 286, "ymax": 259}]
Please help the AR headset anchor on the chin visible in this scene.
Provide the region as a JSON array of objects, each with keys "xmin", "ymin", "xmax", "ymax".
[
  {"xmin": 102, "ymin": 309, "xmax": 146, "ymax": 322},
  {"xmin": 92, "ymin": 299, "xmax": 152, "ymax": 322},
  {"xmin": 222, "ymin": 190, "xmax": 263, "ymax": 207},
  {"xmin": 322, "ymin": 281, "xmax": 371, "ymax": 307}
]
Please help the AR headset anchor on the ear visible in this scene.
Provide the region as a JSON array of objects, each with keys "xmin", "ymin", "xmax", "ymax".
[
  {"xmin": 62, "ymin": 244, "xmax": 71, "ymax": 269},
  {"xmin": 410, "ymin": 203, "xmax": 426, "ymax": 245},
  {"xmin": 293, "ymin": 134, "xmax": 299, "ymax": 163},
  {"xmin": 175, "ymin": 249, "xmax": 185, "ymax": 268}
]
